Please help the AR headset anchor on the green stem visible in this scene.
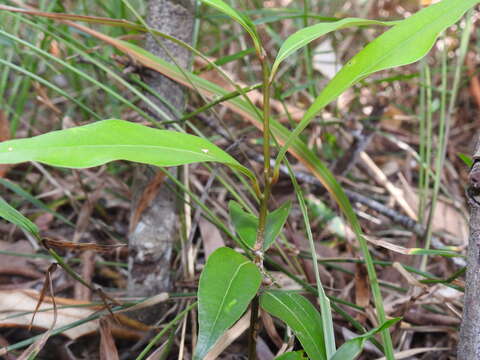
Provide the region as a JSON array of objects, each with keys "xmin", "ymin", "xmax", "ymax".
[
  {"xmin": 254, "ymin": 55, "xmax": 273, "ymax": 260},
  {"xmin": 250, "ymin": 50, "xmax": 273, "ymax": 360}
]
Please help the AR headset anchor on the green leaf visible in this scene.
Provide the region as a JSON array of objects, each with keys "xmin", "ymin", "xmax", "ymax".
[
  {"xmin": 228, "ymin": 201, "xmax": 257, "ymax": 249},
  {"xmin": 275, "ymin": 351, "xmax": 307, "ymax": 360},
  {"xmin": 271, "ymin": 17, "xmax": 396, "ymax": 77},
  {"xmin": 229, "ymin": 201, "xmax": 291, "ymax": 250},
  {"xmin": 0, "ymin": 196, "xmax": 39, "ymax": 238},
  {"xmin": 275, "ymin": 0, "xmax": 478, "ymax": 172},
  {"xmin": 330, "ymin": 318, "xmax": 401, "ymax": 360},
  {"xmin": 195, "ymin": 247, "xmax": 262, "ymax": 360},
  {"xmin": 458, "ymin": 152, "xmax": 473, "ymax": 167},
  {"xmin": 200, "ymin": 0, "xmax": 261, "ymax": 53},
  {"xmin": 260, "ymin": 291, "xmax": 327, "ymax": 360},
  {"xmin": 0, "ymin": 119, "xmax": 255, "ymax": 183},
  {"xmin": 266, "ymin": 201, "xmax": 291, "ymax": 249}
]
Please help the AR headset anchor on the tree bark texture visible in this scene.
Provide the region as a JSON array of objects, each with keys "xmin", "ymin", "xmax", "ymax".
[
  {"xmin": 128, "ymin": 0, "xmax": 195, "ymax": 323},
  {"xmin": 458, "ymin": 142, "xmax": 480, "ymax": 359}
]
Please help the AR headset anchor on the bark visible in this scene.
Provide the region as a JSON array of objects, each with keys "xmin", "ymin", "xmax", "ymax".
[
  {"xmin": 128, "ymin": 0, "xmax": 195, "ymax": 324},
  {"xmin": 458, "ymin": 143, "xmax": 480, "ymax": 359}
]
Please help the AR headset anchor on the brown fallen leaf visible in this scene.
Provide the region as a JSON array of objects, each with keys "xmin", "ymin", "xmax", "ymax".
[
  {"xmin": 99, "ymin": 318, "xmax": 119, "ymax": 360},
  {"xmin": 399, "ymin": 178, "xmax": 468, "ymax": 245},
  {"xmin": 0, "ymin": 290, "xmax": 149, "ymax": 345},
  {"xmin": 0, "ymin": 290, "xmax": 97, "ymax": 340},
  {"xmin": 354, "ymin": 263, "xmax": 371, "ymax": 309},
  {"xmin": 198, "ymin": 218, "xmax": 224, "ymax": 257}
]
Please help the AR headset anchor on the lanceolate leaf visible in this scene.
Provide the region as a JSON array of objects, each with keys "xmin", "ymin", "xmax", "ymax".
[
  {"xmin": 195, "ymin": 247, "xmax": 262, "ymax": 360},
  {"xmin": 275, "ymin": 0, "xmax": 478, "ymax": 171},
  {"xmin": 260, "ymin": 291, "xmax": 327, "ymax": 360},
  {"xmin": 200, "ymin": 0, "xmax": 261, "ymax": 53},
  {"xmin": 0, "ymin": 120, "xmax": 256, "ymax": 183},
  {"xmin": 229, "ymin": 200, "xmax": 291, "ymax": 250},
  {"xmin": 0, "ymin": 196, "xmax": 40, "ymax": 238},
  {"xmin": 330, "ymin": 318, "xmax": 401, "ymax": 360},
  {"xmin": 271, "ymin": 17, "xmax": 397, "ymax": 77}
]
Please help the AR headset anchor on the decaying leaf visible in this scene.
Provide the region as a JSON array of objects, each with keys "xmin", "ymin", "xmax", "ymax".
[
  {"xmin": 99, "ymin": 318, "xmax": 120, "ymax": 360},
  {"xmin": 0, "ymin": 290, "xmax": 97, "ymax": 339}
]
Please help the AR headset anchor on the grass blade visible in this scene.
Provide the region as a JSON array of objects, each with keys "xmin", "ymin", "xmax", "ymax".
[{"xmin": 0, "ymin": 196, "xmax": 40, "ymax": 239}]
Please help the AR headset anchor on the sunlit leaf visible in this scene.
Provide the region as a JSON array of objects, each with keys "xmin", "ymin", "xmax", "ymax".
[
  {"xmin": 0, "ymin": 119, "xmax": 256, "ymax": 183},
  {"xmin": 271, "ymin": 17, "xmax": 396, "ymax": 77},
  {"xmin": 260, "ymin": 291, "xmax": 326, "ymax": 360},
  {"xmin": 195, "ymin": 247, "xmax": 262, "ymax": 360}
]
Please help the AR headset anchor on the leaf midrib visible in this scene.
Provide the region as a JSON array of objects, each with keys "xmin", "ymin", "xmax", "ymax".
[
  {"xmin": 1, "ymin": 144, "xmax": 219, "ymax": 161},
  {"xmin": 267, "ymin": 292, "xmax": 324, "ymax": 358}
]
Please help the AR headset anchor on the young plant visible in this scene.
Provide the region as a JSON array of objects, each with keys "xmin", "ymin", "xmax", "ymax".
[{"xmin": 0, "ymin": 0, "xmax": 476, "ymax": 359}]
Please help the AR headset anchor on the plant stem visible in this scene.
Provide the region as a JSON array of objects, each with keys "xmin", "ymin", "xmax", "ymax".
[
  {"xmin": 253, "ymin": 53, "xmax": 273, "ymax": 263},
  {"xmin": 247, "ymin": 296, "xmax": 260, "ymax": 360},
  {"xmin": 250, "ymin": 49, "xmax": 273, "ymax": 360}
]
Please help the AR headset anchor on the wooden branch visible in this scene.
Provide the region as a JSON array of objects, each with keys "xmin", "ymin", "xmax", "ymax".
[{"xmin": 458, "ymin": 142, "xmax": 480, "ymax": 359}]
